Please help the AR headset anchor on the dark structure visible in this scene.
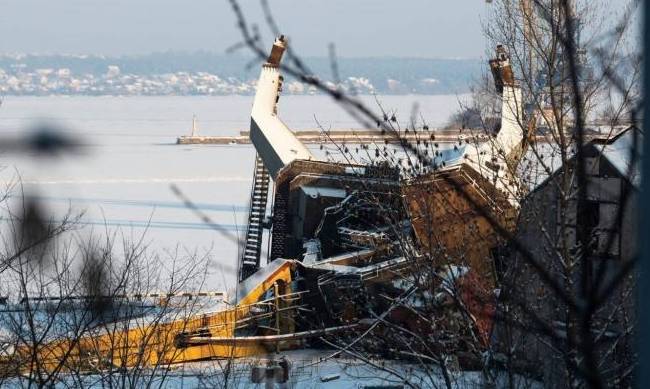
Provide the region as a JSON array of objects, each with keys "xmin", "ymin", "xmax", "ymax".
[{"xmin": 496, "ymin": 126, "xmax": 640, "ymax": 385}]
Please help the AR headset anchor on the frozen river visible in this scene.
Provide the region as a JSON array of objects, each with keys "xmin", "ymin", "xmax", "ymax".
[{"xmin": 0, "ymin": 94, "xmax": 466, "ymax": 290}]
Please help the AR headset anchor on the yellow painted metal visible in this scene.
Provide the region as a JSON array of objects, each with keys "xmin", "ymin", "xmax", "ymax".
[{"xmin": 5, "ymin": 261, "xmax": 295, "ymax": 375}]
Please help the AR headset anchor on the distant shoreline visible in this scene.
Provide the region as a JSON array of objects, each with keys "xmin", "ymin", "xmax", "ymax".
[
  {"xmin": 0, "ymin": 52, "xmax": 481, "ymax": 96},
  {"xmin": 0, "ymin": 92, "xmax": 471, "ymax": 97}
]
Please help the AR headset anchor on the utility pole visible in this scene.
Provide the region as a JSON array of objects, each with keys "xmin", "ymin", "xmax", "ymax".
[
  {"xmin": 638, "ymin": 1, "xmax": 650, "ymax": 387},
  {"xmin": 521, "ymin": 0, "xmax": 535, "ymax": 81}
]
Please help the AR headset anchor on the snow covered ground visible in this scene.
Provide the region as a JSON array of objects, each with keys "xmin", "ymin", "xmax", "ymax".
[{"xmin": 1, "ymin": 348, "xmax": 543, "ymax": 388}]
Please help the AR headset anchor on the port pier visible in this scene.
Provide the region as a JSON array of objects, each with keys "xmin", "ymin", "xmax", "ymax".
[{"xmin": 177, "ymin": 128, "xmax": 476, "ymax": 145}]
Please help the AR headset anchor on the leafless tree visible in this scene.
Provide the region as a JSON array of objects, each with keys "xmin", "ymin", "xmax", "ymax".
[
  {"xmin": 481, "ymin": 1, "xmax": 640, "ymax": 388},
  {"xmin": 0, "ymin": 184, "xmax": 228, "ymax": 387}
]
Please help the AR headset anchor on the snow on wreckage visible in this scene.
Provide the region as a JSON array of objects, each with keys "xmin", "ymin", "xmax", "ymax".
[{"xmin": 0, "ymin": 36, "xmax": 529, "ymax": 377}]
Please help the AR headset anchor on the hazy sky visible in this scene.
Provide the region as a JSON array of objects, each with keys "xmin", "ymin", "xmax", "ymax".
[{"xmin": 0, "ymin": 0, "xmax": 489, "ymax": 58}]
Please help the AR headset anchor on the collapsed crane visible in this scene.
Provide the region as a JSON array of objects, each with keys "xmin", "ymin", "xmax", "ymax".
[{"xmin": 2, "ymin": 37, "xmax": 528, "ymax": 375}]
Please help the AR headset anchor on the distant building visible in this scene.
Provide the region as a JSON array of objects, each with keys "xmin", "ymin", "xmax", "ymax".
[
  {"xmin": 106, "ymin": 65, "xmax": 121, "ymax": 78},
  {"xmin": 35, "ymin": 68, "xmax": 54, "ymax": 76},
  {"xmin": 495, "ymin": 126, "xmax": 640, "ymax": 386}
]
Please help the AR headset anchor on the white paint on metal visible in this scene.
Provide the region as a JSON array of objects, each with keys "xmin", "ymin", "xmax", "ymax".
[
  {"xmin": 250, "ymin": 37, "xmax": 314, "ymax": 178},
  {"xmin": 461, "ymin": 48, "xmax": 525, "ymax": 206},
  {"xmin": 494, "ymin": 85, "xmax": 524, "ymax": 156}
]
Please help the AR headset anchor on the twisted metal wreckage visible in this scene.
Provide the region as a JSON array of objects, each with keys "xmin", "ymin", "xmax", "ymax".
[{"xmin": 1, "ymin": 37, "xmax": 528, "ymax": 373}]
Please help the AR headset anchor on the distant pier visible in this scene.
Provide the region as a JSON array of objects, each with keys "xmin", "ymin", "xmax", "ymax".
[
  {"xmin": 177, "ymin": 129, "xmax": 477, "ymax": 145},
  {"xmin": 176, "ymin": 128, "xmax": 620, "ymax": 146}
]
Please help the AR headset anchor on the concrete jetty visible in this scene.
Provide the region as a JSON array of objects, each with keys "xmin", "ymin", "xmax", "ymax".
[{"xmin": 177, "ymin": 128, "xmax": 480, "ymax": 145}]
